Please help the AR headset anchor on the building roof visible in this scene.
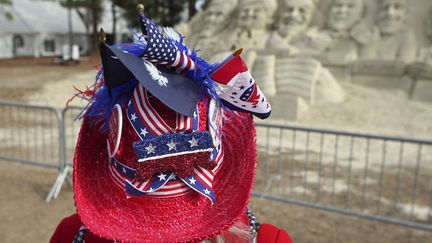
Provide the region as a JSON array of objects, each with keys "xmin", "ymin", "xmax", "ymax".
[{"xmin": 0, "ymin": 0, "xmax": 128, "ymax": 34}]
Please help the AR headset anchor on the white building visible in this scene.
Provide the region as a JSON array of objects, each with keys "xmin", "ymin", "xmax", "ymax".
[{"xmin": 0, "ymin": 0, "xmax": 129, "ymax": 59}]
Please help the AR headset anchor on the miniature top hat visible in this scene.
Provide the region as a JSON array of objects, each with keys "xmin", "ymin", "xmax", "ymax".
[{"xmin": 73, "ymin": 4, "xmax": 271, "ymax": 242}]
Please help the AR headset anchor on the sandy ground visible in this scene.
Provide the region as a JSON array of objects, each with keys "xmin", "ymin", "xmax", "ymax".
[
  {"xmin": 294, "ymin": 83, "xmax": 432, "ymax": 140},
  {"xmin": 0, "ymin": 57, "xmax": 432, "ymax": 242},
  {"xmin": 0, "ymin": 57, "xmax": 96, "ymax": 107},
  {"xmin": 1, "ymin": 162, "xmax": 431, "ymax": 243}
]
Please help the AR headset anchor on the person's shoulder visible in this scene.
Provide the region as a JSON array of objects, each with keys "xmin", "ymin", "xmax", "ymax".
[
  {"xmin": 50, "ymin": 214, "xmax": 82, "ymax": 243},
  {"xmin": 51, "ymin": 214, "xmax": 113, "ymax": 243},
  {"xmin": 257, "ymin": 223, "xmax": 293, "ymax": 243}
]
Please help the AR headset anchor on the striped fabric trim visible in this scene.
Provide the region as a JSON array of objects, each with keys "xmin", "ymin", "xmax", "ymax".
[
  {"xmin": 169, "ymin": 50, "xmax": 195, "ymax": 72},
  {"xmin": 112, "ymin": 84, "xmax": 224, "ymax": 202},
  {"xmin": 134, "ymin": 84, "xmax": 172, "ymax": 136},
  {"xmin": 108, "ymin": 158, "xmax": 191, "ymax": 198}
]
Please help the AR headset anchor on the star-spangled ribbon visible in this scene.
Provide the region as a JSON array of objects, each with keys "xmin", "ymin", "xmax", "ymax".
[
  {"xmin": 109, "ymin": 156, "xmax": 192, "ymax": 199},
  {"xmin": 207, "ymin": 98, "xmax": 224, "ymax": 173},
  {"xmin": 114, "ymin": 84, "xmax": 222, "ymax": 203}
]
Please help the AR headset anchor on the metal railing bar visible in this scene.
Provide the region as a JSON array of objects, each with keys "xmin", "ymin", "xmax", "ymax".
[
  {"xmin": 331, "ymin": 135, "xmax": 339, "ymax": 206},
  {"xmin": 394, "ymin": 142, "xmax": 405, "ymax": 209},
  {"xmin": 316, "ymin": 132, "xmax": 324, "ymax": 203},
  {"xmin": 277, "ymin": 128, "xmax": 283, "ymax": 193},
  {"xmin": 0, "ymin": 156, "xmax": 58, "ymax": 169},
  {"xmin": 346, "ymin": 136, "xmax": 355, "ymax": 209},
  {"xmin": 252, "ymin": 192, "xmax": 432, "ymax": 232},
  {"xmin": 255, "ymin": 122, "xmax": 432, "ymax": 145},
  {"xmin": 303, "ymin": 131, "xmax": 310, "ymax": 199},
  {"xmin": 264, "ymin": 126, "xmax": 270, "ymax": 190},
  {"xmin": 377, "ymin": 140, "xmax": 388, "ymax": 214},
  {"xmin": 289, "ymin": 130, "xmax": 296, "ymax": 196},
  {"xmin": 410, "ymin": 145, "xmax": 423, "ymax": 220},
  {"xmin": 361, "ymin": 138, "xmax": 371, "ymax": 211}
]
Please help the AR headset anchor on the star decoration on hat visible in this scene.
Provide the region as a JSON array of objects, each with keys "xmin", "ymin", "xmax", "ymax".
[
  {"xmin": 145, "ymin": 144, "xmax": 156, "ymax": 154},
  {"xmin": 189, "ymin": 178, "xmax": 196, "ymax": 185},
  {"xmin": 166, "ymin": 140, "xmax": 177, "ymax": 151},
  {"xmin": 188, "ymin": 137, "xmax": 199, "ymax": 147},
  {"xmin": 130, "ymin": 113, "xmax": 138, "ymax": 122},
  {"xmin": 140, "ymin": 128, "xmax": 149, "ymax": 138},
  {"xmin": 157, "ymin": 173, "xmax": 167, "ymax": 181}
]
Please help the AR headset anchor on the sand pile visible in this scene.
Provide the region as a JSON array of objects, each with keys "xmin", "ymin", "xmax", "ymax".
[{"xmin": 23, "ymin": 69, "xmax": 432, "ymax": 139}]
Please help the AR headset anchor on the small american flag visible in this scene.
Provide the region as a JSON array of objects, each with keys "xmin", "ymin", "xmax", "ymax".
[{"xmin": 140, "ymin": 16, "xmax": 195, "ymax": 72}]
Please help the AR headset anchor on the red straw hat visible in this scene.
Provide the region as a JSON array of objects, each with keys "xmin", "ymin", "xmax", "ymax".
[
  {"xmin": 72, "ymin": 5, "xmax": 271, "ymax": 242},
  {"xmin": 73, "ymin": 97, "xmax": 257, "ymax": 242}
]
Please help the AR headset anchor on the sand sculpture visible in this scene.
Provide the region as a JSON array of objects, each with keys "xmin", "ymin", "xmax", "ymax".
[
  {"xmin": 208, "ymin": 0, "xmax": 280, "ymax": 107},
  {"xmin": 319, "ymin": 0, "xmax": 366, "ymax": 63},
  {"xmin": 175, "ymin": 0, "xmax": 239, "ymax": 60},
  {"xmin": 266, "ymin": 0, "xmax": 345, "ymax": 109},
  {"xmin": 267, "ymin": 0, "xmax": 331, "ymax": 56},
  {"xmin": 224, "ymin": 0, "xmax": 277, "ymax": 51},
  {"xmin": 407, "ymin": 7, "xmax": 432, "ymax": 103},
  {"xmin": 173, "ymin": 0, "xmax": 432, "ymax": 119},
  {"xmin": 359, "ymin": 0, "xmax": 416, "ymax": 62}
]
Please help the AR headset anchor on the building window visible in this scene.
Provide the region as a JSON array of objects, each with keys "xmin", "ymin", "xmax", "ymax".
[
  {"xmin": 44, "ymin": 39, "xmax": 56, "ymax": 52},
  {"xmin": 13, "ymin": 35, "xmax": 24, "ymax": 48}
]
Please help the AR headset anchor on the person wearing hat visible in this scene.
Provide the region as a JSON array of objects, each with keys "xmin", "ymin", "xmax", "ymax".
[{"xmin": 50, "ymin": 4, "xmax": 291, "ymax": 243}]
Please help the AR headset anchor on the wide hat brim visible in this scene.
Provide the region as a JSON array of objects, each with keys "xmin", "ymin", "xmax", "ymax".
[
  {"xmin": 73, "ymin": 113, "xmax": 257, "ymax": 242},
  {"xmin": 101, "ymin": 44, "xmax": 203, "ymax": 117}
]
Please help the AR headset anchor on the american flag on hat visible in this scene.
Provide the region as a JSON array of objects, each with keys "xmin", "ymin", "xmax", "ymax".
[{"xmin": 139, "ymin": 15, "xmax": 196, "ymax": 72}]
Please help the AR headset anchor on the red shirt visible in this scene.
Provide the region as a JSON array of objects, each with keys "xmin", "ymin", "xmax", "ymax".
[{"xmin": 50, "ymin": 214, "xmax": 292, "ymax": 243}]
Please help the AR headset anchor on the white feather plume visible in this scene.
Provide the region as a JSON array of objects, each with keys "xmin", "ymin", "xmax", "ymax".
[
  {"xmin": 163, "ymin": 27, "xmax": 181, "ymax": 42},
  {"xmin": 143, "ymin": 60, "xmax": 168, "ymax": 87}
]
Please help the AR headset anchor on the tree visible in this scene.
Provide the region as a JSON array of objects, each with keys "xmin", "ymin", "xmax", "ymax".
[
  {"xmin": 188, "ymin": 0, "xmax": 196, "ymax": 20},
  {"xmin": 61, "ymin": 0, "xmax": 103, "ymax": 51},
  {"xmin": 0, "ymin": 0, "xmax": 13, "ymax": 20},
  {"xmin": 114, "ymin": 0, "xmax": 190, "ymax": 28}
]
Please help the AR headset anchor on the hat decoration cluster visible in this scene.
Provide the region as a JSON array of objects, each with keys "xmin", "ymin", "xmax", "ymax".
[{"xmin": 86, "ymin": 4, "xmax": 271, "ymax": 204}]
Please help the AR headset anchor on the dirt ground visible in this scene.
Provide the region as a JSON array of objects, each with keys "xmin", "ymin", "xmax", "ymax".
[
  {"xmin": 0, "ymin": 57, "xmax": 431, "ymax": 242},
  {"xmin": 0, "ymin": 162, "xmax": 431, "ymax": 243},
  {"xmin": 0, "ymin": 56, "xmax": 97, "ymax": 105}
]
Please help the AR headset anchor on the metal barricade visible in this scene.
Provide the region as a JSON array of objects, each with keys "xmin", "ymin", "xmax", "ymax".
[
  {"xmin": 0, "ymin": 101, "xmax": 64, "ymax": 201},
  {"xmin": 45, "ymin": 106, "xmax": 83, "ymax": 202},
  {"xmin": 62, "ymin": 106, "xmax": 84, "ymax": 167},
  {"xmin": 254, "ymin": 122, "xmax": 432, "ymax": 231},
  {"xmin": 0, "ymin": 101, "xmax": 63, "ymax": 168},
  {"xmin": 1, "ymin": 101, "xmax": 431, "ymax": 231}
]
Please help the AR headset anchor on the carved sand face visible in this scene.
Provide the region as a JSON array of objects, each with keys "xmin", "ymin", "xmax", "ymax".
[
  {"xmin": 205, "ymin": 9, "xmax": 226, "ymax": 26},
  {"xmin": 328, "ymin": 0, "xmax": 364, "ymax": 32},
  {"xmin": 378, "ymin": 0, "xmax": 407, "ymax": 35},
  {"xmin": 236, "ymin": 5, "xmax": 270, "ymax": 30},
  {"xmin": 277, "ymin": 0, "xmax": 315, "ymax": 37}
]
